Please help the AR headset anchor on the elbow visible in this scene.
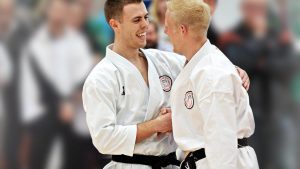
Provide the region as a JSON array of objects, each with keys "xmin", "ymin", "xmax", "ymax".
[
  {"xmin": 93, "ymin": 140, "xmax": 110, "ymax": 155},
  {"xmin": 88, "ymin": 125, "xmax": 136, "ymax": 156},
  {"xmin": 90, "ymin": 128, "xmax": 113, "ymax": 155}
]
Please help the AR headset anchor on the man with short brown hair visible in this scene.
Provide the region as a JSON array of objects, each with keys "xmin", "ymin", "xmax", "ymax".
[{"xmin": 83, "ymin": 1, "xmax": 183, "ymax": 168}]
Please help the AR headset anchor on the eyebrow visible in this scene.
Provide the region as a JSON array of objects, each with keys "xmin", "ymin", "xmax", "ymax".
[{"xmin": 131, "ymin": 13, "xmax": 149, "ymax": 20}]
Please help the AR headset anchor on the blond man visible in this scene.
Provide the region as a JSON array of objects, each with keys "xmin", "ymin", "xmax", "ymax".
[{"xmin": 165, "ymin": 0, "xmax": 259, "ymax": 169}]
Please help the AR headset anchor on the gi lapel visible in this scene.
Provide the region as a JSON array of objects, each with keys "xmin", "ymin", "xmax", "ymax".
[
  {"xmin": 106, "ymin": 45, "xmax": 149, "ymax": 91},
  {"xmin": 170, "ymin": 40, "xmax": 213, "ymax": 103},
  {"xmin": 142, "ymin": 50, "xmax": 164, "ymax": 121}
]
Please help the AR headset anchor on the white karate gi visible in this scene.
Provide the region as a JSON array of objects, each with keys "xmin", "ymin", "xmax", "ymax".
[
  {"xmin": 171, "ymin": 40, "xmax": 259, "ymax": 169},
  {"xmin": 83, "ymin": 45, "xmax": 185, "ymax": 169}
]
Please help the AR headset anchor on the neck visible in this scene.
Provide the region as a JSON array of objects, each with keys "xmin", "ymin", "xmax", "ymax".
[
  {"xmin": 159, "ymin": 16, "xmax": 165, "ymax": 26},
  {"xmin": 113, "ymin": 38, "xmax": 140, "ymax": 60},
  {"xmin": 182, "ymin": 36, "xmax": 207, "ymax": 61},
  {"xmin": 158, "ymin": 12, "xmax": 165, "ymax": 25},
  {"xmin": 48, "ymin": 23, "xmax": 64, "ymax": 38}
]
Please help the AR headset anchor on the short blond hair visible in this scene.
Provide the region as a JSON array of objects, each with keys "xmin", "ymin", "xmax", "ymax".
[{"xmin": 167, "ymin": 0, "xmax": 211, "ymax": 36}]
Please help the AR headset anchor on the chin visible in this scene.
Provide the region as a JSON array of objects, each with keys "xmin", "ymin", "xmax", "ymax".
[
  {"xmin": 173, "ymin": 47, "xmax": 180, "ymax": 54},
  {"xmin": 137, "ymin": 42, "xmax": 147, "ymax": 48}
]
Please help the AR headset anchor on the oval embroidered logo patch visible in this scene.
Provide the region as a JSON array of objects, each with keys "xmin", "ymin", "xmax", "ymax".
[
  {"xmin": 184, "ymin": 91, "xmax": 194, "ymax": 109},
  {"xmin": 159, "ymin": 75, "xmax": 172, "ymax": 92}
]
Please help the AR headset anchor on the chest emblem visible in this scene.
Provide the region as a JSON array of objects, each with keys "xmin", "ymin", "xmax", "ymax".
[
  {"xmin": 184, "ymin": 91, "xmax": 194, "ymax": 109},
  {"xmin": 159, "ymin": 75, "xmax": 172, "ymax": 92}
]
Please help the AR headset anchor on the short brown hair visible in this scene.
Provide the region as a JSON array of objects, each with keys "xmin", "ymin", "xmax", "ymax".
[{"xmin": 104, "ymin": 0, "xmax": 143, "ymax": 22}]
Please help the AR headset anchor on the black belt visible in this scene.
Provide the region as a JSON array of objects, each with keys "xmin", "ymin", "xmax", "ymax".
[
  {"xmin": 112, "ymin": 152, "xmax": 180, "ymax": 169},
  {"xmin": 238, "ymin": 137, "xmax": 248, "ymax": 148},
  {"xmin": 180, "ymin": 138, "xmax": 249, "ymax": 169}
]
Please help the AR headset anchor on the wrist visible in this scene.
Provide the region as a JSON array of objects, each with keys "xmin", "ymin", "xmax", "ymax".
[{"xmin": 151, "ymin": 118, "xmax": 160, "ymax": 133}]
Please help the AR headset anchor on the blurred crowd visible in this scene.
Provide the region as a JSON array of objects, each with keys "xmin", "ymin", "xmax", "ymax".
[{"xmin": 0, "ymin": 0, "xmax": 299, "ymax": 169}]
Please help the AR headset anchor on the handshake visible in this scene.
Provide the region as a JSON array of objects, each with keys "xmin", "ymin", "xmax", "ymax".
[
  {"xmin": 154, "ymin": 107, "xmax": 173, "ymax": 134},
  {"xmin": 136, "ymin": 107, "xmax": 173, "ymax": 143}
]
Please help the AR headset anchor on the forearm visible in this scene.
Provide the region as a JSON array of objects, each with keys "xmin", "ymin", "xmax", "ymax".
[
  {"xmin": 136, "ymin": 119, "xmax": 159, "ymax": 143},
  {"xmin": 136, "ymin": 109, "xmax": 172, "ymax": 143}
]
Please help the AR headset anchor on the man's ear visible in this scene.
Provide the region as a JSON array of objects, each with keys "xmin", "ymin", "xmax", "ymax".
[
  {"xmin": 180, "ymin": 24, "xmax": 188, "ymax": 36},
  {"xmin": 109, "ymin": 19, "xmax": 120, "ymax": 31}
]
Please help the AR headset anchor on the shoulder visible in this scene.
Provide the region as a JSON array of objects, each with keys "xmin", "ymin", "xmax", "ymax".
[
  {"xmin": 143, "ymin": 49, "xmax": 185, "ymax": 67},
  {"xmin": 84, "ymin": 58, "xmax": 118, "ymax": 89},
  {"xmin": 191, "ymin": 55, "xmax": 241, "ymax": 93},
  {"xmin": 194, "ymin": 47, "xmax": 236, "ymax": 78}
]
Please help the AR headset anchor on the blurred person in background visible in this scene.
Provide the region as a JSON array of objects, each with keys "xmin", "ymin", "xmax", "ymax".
[
  {"xmin": 290, "ymin": 0, "xmax": 300, "ymax": 164},
  {"xmin": 85, "ymin": 10, "xmax": 114, "ymax": 60},
  {"xmin": 145, "ymin": 19, "xmax": 159, "ymax": 49},
  {"xmin": 66, "ymin": 0, "xmax": 113, "ymax": 59},
  {"xmin": 0, "ymin": 0, "xmax": 13, "ymax": 117},
  {"xmin": 19, "ymin": 0, "xmax": 93, "ymax": 169},
  {"xmin": 271, "ymin": 1, "xmax": 300, "ymax": 168},
  {"xmin": 0, "ymin": 0, "xmax": 33, "ymax": 169},
  {"xmin": 74, "ymin": 0, "xmax": 114, "ymax": 61},
  {"xmin": 66, "ymin": 87, "xmax": 111, "ymax": 169},
  {"xmin": 66, "ymin": 1, "xmax": 111, "ymax": 168},
  {"xmin": 220, "ymin": 0, "xmax": 298, "ymax": 168},
  {"xmin": 0, "ymin": 0, "xmax": 14, "ymax": 40},
  {"xmin": 203, "ymin": 0, "xmax": 220, "ymax": 47},
  {"xmin": 67, "ymin": 0, "xmax": 114, "ymax": 63},
  {"xmin": 67, "ymin": 0, "xmax": 87, "ymax": 30},
  {"xmin": 149, "ymin": 0, "xmax": 173, "ymax": 51},
  {"xmin": 66, "ymin": 0, "xmax": 101, "ymax": 61},
  {"xmin": 0, "ymin": 2, "xmax": 14, "ymax": 168},
  {"xmin": 68, "ymin": 0, "xmax": 96, "ymax": 50},
  {"xmin": 67, "ymin": 0, "xmax": 102, "ymax": 59},
  {"xmin": 0, "ymin": 40, "xmax": 12, "ymax": 169}
]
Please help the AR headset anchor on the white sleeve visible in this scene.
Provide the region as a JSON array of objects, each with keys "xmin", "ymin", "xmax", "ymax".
[
  {"xmin": 145, "ymin": 49, "xmax": 185, "ymax": 78},
  {"xmin": 195, "ymin": 71, "xmax": 239, "ymax": 169},
  {"xmin": 82, "ymin": 77, "xmax": 137, "ymax": 156},
  {"xmin": 160, "ymin": 51, "xmax": 185, "ymax": 77},
  {"xmin": 164, "ymin": 52, "xmax": 185, "ymax": 70}
]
